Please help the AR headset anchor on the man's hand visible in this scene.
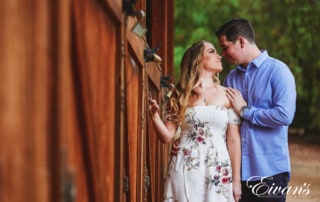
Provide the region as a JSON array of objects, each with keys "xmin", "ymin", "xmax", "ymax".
[
  {"xmin": 170, "ymin": 138, "xmax": 180, "ymax": 156},
  {"xmin": 226, "ymin": 88, "xmax": 247, "ymax": 115}
]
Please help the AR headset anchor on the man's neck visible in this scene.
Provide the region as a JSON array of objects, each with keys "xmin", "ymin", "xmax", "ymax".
[{"xmin": 241, "ymin": 46, "xmax": 261, "ymax": 68}]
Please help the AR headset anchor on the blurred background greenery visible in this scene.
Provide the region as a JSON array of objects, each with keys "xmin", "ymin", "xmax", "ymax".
[{"xmin": 173, "ymin": 0, "xmax": 320, "ymax": 139}]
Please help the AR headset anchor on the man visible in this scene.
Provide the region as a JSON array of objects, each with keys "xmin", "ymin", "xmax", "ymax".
[{"xmin": 216, "ymin": 18, "xmax": 297, "ymax": 202}]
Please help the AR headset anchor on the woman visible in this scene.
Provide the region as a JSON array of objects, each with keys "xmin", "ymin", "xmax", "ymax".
[{"xmin": 149, "ymin": 40, "xmax": 241, "ymax": 202}]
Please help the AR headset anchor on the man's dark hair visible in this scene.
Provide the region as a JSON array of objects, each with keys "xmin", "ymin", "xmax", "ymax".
[{"xmin": 216, "ymin": 18, "xmax": 256, "ymax": 44}]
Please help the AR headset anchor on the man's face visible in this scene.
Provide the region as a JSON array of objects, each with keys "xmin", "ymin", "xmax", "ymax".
[{"xmin": 218, "ymin": 35, "xmax": 242, "ymax": 65}]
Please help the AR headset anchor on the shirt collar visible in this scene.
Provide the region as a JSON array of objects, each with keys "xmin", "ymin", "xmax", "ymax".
[
  {"xmin": 237, "ymin": 50, "xmax": 268, "ymax": 71},
  {"xmin": 252, "ymin": 50, "xmax": 268, "ymax": 67}
]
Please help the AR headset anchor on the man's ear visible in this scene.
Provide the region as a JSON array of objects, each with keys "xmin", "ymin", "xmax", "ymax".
[{"xmin": 238, "ymin": 36, "xmax": 245, "ymax": 49}]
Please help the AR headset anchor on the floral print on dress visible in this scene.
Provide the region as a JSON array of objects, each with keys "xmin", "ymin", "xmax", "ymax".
[
  {"xmin": 205, "ymin": 160, "xmax": 232, "ymax": 193},
  {"xmin": 182, "ymin": 147, "xmax": 200, "ymax": 170},
  {"xmin": 163, "ymin": 106, "xmax": 239, "ymax": 202},
  {"xmin": 184, "ymin": 110, "xmax": 213, "ymax": 147}
]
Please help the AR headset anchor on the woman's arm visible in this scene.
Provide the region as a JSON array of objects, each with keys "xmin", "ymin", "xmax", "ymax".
[
  {"xmin": 227, "ymin": 124, "xmax": 242, "ymax": 202},
  {"xmin": 149, "ymin": 98, "xmax": 178, "ymax": 144}
]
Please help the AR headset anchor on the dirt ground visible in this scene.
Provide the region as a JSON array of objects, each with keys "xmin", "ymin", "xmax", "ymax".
[{"xmin": 287, "ymin": 137, "xmax": 320, "ymax": 202}]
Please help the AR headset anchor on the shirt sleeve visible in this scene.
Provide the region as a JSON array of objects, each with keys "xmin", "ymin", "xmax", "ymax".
[
  {"xmin": 228, "ymin": 109, "xmax": 241, "ymax": 125},
  {"xmin": 243, "ymin": 62, "xmax": 296, "ymax": 127}
]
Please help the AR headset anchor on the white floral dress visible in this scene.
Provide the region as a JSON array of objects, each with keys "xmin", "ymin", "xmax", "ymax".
[{"xmin": 164, "ymin": 106, "xmax": 240, "ymax": 202}]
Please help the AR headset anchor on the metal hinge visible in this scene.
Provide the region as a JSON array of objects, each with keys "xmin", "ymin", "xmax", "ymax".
[
  {"xmin": 144, "ymin": 163, "xmax": 150, "ymax": 201},
  {"xmin": 62, "ymin": 168, "xmax": 76, "ymax": 202},
  {"xmin": 123, "ymin": 176, "xmax": 129, "ymax": 193}
]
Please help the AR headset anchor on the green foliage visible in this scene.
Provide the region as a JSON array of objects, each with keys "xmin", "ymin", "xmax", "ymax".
[{"xmin": 174, "ymin": 0, "xmax": 320, "ymax": 132}]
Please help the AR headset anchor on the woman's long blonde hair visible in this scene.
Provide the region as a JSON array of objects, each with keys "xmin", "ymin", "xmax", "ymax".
[{"xmin": 167, "ymin": 40, "xmax": 220, "ymax": 124}]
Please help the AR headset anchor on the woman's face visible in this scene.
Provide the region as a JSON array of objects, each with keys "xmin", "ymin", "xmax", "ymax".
[{"xmin": 201, "ymin": 42, "xmax": 223, "ymax": 73}]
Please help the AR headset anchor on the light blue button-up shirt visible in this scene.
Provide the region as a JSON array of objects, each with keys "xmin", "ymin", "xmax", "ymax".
[{"xmin": 223, "ymin": 50, "xmax": 297, "ymax": 181}]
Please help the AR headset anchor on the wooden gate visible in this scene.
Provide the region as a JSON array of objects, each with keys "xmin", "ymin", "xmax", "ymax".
[
  {"xmin": 122, "ymin": 1, "xmax": 173, "ymax": 201},
  {"xmin": 0, "ymin": 0, "xmax": 173, "ymax": 201}
]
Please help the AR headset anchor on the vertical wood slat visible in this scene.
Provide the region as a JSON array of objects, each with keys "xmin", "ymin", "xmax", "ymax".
[
  {"xmin": 70, "ymin": 0, "xmax": 120, "ymax": 201},
  {"xmin": 125, "ymin": 53, "xmax": 140, "ymax": 202},
  {"xmin": 0, "ymin": 1, "xmax": 53, "ymax": 201},
  {"xmin": 146, "ymin": 0, "xmax": 174, "ymax": 201},
  {"xmin": 125, "ymin": 14, "xmax": 147, "ymax": 202},
  {"xmin": 48, "ymin": 0, "xmax": 72, "ymax": 201}
]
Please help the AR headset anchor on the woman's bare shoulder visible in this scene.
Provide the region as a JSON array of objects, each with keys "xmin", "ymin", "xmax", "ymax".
[
  {"xmin": 217, "ymin": 85, "xmax": 227, "ymax": 91},
  {"xmin": 217, "ymin": 85, "xmax": 232, "ymax": 109}
]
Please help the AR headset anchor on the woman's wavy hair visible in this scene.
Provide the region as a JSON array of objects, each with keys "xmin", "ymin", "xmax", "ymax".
[{"xmin": 167, "ymin": 40, "xmax": 220, "ymax": 124}]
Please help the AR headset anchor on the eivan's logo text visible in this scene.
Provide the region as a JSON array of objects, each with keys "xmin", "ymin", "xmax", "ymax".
[{"xmin": 247, "ymin": 176, "xmax": 310, "ymax": 198}]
